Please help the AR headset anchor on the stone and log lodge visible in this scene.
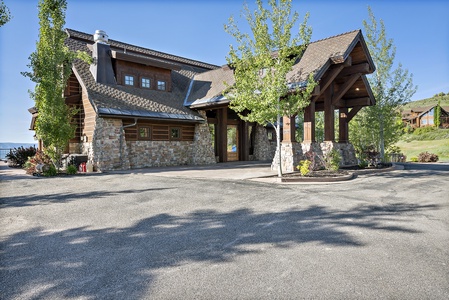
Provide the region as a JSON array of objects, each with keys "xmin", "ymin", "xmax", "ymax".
[{"xmin": 29, "ymin": 29, "xmax": 376, "ymax": 172}]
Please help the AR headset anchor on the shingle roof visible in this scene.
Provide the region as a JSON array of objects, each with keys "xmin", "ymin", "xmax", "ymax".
[
  {"xmin": 65, "ymin": 30, "xmax": 218, "ymax": 122},
  {"xmin": 185, "ymin": 30, "xmax": 375, "ymax": 107},
  {"xmin": 67, "ymin": 29, "xmax": 220, "ymax": 70}
]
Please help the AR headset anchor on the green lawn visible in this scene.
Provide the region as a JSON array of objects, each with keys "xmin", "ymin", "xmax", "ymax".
[{"xmin": 396, "ymin": 139, "xmax": 449, "ymax": 162}]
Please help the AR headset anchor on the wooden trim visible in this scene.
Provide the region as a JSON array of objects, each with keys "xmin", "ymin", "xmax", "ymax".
[
  {"xmin": 339, "ymin": 63, "xmax": 370, "ymax": 77},
  {"xmin": 347, "ymin": 106, "xmax": 363, "ymax": 122},
  {"xmin": 332, "ymin": 73, "xmax": 361, "ymax": 105}
]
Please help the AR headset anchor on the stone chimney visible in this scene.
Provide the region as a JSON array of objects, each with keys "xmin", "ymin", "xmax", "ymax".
[{"xmin": 89, "ymin": 30, "xmax": 116, "ymax": 85}]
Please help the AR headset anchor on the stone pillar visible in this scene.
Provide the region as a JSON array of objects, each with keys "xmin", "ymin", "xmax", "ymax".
[
  {"xmin": 320, "ymin": 141, "xmax": 358, "ymax": 167},
  {"xmin": 254, "ymin": 124, "xmax": 271, "ymax": 161},
  {"xmin": 192, "ymin": 111, "xmax": 217, "ymax": 165}
]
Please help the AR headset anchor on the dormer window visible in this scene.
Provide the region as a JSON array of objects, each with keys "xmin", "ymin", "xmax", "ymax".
[
  {"xmin": 141, "ymin": 77, "xmax": 151, "ymax": 89},
  {"xmin": 124, "ymin": 75, "xmax": 134, "ymax": 86},
  {"xmin": 157, "ymin": 80, "xmax": 166, "ymax": 91}
]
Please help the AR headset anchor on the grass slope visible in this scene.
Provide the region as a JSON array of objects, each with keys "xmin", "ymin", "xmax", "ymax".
[
  {"xmin": 396, "ymin": 129, "xmax": 449, "ymax": 162},
  {"xmin": 402, "ymin": 94, "xmax": 449, "ymax": 110}
]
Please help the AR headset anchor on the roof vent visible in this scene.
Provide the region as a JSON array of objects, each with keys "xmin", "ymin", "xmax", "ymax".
[{"xmin": 93, "ymin": 30, "xmax": 108, "ymax": 44}]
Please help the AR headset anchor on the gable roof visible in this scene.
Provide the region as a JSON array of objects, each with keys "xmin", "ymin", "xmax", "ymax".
[
  {"xmin": 65, "ymin": 29, "xmax": 219, "ymax": 122},
  {"xmin": 186, "ymin": 30, "xmax": 376, "ymax": 108}
]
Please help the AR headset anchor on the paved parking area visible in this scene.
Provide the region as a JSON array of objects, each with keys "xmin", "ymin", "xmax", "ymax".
[{"xmin": 1, "ymin": 162, "xmax": 448, "ymax": 299}]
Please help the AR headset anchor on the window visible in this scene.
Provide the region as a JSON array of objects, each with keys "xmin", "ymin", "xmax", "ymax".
[
  {"xmin": 429, "ymin": 119, "xmax": 434, "ymax": 125},
  {"xmin": 157, "ymin": 80, "xmax": 166, "ymax": 91},
  {"xmin": 141, "ymin": 77, "xmax": 151, "ymax": 89},
  {"xmin": 170, "ymin": 127, "xmax": 180, "ymax": 140},
  {"xmin": 138, "ymin": 126, "xmax": 151, "ymax": 140},
  {"xmin": 421, "ymin": 119, "xmax": 427, "ymax": 125},
  {"xmin": 429, "ymin": 108, "xmax": 434, "ymax": 116},
  {"xmin": 124, "ymin": 75, "xmax": 134, "ymax": 86}
]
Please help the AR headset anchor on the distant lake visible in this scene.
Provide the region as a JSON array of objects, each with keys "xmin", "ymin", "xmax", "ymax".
[{"xmin": 0, "ymin": 143, "xmax": 37, "ymax": 160}]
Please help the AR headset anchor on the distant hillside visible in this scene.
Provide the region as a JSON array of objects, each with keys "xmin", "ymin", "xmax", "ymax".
[{"xmin": 402, "ymin": 93, "xmax": 449, "ymax": 110}]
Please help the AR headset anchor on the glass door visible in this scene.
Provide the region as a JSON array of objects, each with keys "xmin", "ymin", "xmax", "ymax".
[{"xmin": 227, "ymin": 125, "xmax": 239, "ymax": 161}]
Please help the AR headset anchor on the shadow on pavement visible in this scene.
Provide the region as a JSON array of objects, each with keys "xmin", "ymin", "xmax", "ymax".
[{"xmin": 1, "ymin": 202, "xmax": 439, "ymax": 299}]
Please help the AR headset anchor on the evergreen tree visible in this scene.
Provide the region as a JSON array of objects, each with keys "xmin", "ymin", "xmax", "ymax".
[
  {"xmin": 350, "ymin": 7, "xmax": 417, "ymax": 160},
  {"xmin": 434, "ymin": 99, "xmax": 441, "ymax": 128},
  {"xmin": 22, "ymin": 0, "xmax": 89, "ymax": 166},
  {"xmin": 224, "ymin": 0, "xmax": 316, "ymax": 176}
]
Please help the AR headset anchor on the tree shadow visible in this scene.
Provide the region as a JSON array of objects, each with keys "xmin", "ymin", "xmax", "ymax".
[
  {"xmin": 0, "ymin": 188, "xmax": 174, "ymax": 208},
  {"xmin": 0, "ymin": 202, "xmax": 438, "ymax": 299}
]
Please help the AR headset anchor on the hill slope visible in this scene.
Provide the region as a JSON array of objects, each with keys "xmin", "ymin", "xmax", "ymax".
[{"xmin": 402, "ymin": 94, "xmax": 449, "ymax": 110}]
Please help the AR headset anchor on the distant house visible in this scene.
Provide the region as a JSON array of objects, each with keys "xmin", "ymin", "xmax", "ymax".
[
  {"xmin": 29, "ymin": 29, "xmax": 376, "ymax": 171},
  {"xmin": 402, "ymin": 105, "xmax": 449, "ymax": 128}
]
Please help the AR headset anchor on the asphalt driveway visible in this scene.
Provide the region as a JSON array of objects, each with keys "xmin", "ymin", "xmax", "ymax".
[{"xmin": 1, "ymin": 162, "xmax": 448, "ymax": 299}]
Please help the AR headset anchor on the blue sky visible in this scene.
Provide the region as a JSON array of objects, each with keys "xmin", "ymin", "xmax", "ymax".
[{"xmin": 1, "ymin": 0, "xmax": 448, "ymax": 143}]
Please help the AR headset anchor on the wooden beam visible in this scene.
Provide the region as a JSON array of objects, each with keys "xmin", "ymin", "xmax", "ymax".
[
  {"xmin": 347, "ymin": 106, "xmax": 363, "ymax": 122},
  {"xmin": 303, "ymin": 102, "xmax": 315, "ymax": 143},
  {"xmin": 339, "ymin": 107, "xmax": 349, "ymax": 143},
  {"xmin": 324, "ymin": 84, "xmax": 335, "ymax": 142},
  {"xmin": 334, "ymin": 97, "xmax": 372, "ymax": 108},
  {"xmin": 312, "ymin": 65, "xmax": 345, "ymax": 102},
  {"xmin": 339, "ymin": 63, "xmax": 370, "ymax": 77},
  {"xmin": 332, "ymin": 73, "xmax": 361, "ymax": 106}
]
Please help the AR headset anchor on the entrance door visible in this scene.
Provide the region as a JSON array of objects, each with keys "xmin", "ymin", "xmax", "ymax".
[{"xmin": 227, "ymin": 125, "xmax": 239, "ymax": 161}]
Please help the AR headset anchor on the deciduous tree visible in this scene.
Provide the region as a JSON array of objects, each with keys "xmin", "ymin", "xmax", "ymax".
[
  {"xmin": 0, "ymin": 0, "xmax": 12, "ymax": 26},
  {"xmin": 350, "ymin": 7, "xmax": 417, "ymax": 160},
  {"xmin": 224, "ymin": 0, "xmax": 316, "ymax": 176},
  {"xmin": 22, "ymin": 0, "xmax": 89, "ymax": 167}
]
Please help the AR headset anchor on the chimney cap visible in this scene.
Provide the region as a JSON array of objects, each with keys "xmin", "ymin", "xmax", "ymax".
[{"xmin": 93, "ymin": 30, "xmax": 108, "ymax": 44}]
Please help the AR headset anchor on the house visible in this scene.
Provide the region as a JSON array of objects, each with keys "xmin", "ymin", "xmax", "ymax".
[
  {"xmin": 29, "ymin": 29, "xmax": 376, "ymax": 172},
  {"xmin": 402, "ymin": 105, "xmax": 449, "ymax": 128}
]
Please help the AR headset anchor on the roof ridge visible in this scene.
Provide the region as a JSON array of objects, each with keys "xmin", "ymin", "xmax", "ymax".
[
  {"xmin": 310, "ymin": 29, "xmax": 361, "ymax": 45},
  {"xmin": 66, "ymin": 28, "xmax": 220, "ymax": 70}
]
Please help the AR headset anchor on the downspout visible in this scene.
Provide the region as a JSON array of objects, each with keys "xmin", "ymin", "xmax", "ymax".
[{"xmin": 120, "ymin": 118, "xmax": 137, "ymax": 168}]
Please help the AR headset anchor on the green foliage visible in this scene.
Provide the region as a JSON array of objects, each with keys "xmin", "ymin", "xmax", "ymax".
[
  {"xmin": 6, "ymin": 146, "xmax": 37, "ymax": 168},
  {"xmin": 66, "ymin": 164, "xmax": 77, "ymax": 175},
  {"xmin": 418, "ymin": 151, "xmax": 439, "ymax": 163},
  {"xmin": 413, "ymin": 126, "xmax": 436, "ymax": 136},
  {"xmin": 22, "ymin": 0, "xmax": 89, "ymax": 166},
  {"xmin": 24, "ymin": 150, "xmax": 53, "ymax": 175},
  {"xmin": 43, "ymin": 164, "xmax": 58, "ymax": 177},
  {"xmin": 0, "ymin": 0, "xmax": 12, "ymax": 26},
  {"xmin": 351, "ymin": 7, "xmax": 416, "ymax": 160},
  {"xmin": 434, "ymin": 100, "xmax": 441, "ymax": 128},
  {"xmin": 386, "ymin": 145, "xmax": 401, "ymax": 155},
  {"xmin": 224, "ymin": 0, "xmax": 316, "ymax": 177},
  {"xmin": 323, "ymin": 149, "xmax": 341, "ymax": 171},
  {"xmin": 296, "ymin": 160, "xmax": 311, "ymax": 176},
  {"xmin": 410, "ymin": 157, "xmax": 418, "ymax": 162}
]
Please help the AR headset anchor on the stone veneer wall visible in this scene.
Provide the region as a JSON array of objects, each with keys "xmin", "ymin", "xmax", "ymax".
[
  {"xmin": 192, "ymin": 111, "xmax": 217, "ymax": 165},
  {"xmin": 88, "ymin": 113, "xmax": 216, "ymax": 171},
  {"xmin": 91, "ymin": 117, "xmax": 129, "ymax": 171},
  {"xmin": 276, "ymin": 141, "xmax": 358, "ymax": 172},
  {"xmin": 253, "ymin": 124, "xmax": 272, "ymax": 161},
  {"xmin": 320, "ymin": 141, "xmax": 358, "ymax": 166},
  {"xmin": 272, "ymin": 142, "xmax": 304, "ymax": 172}
]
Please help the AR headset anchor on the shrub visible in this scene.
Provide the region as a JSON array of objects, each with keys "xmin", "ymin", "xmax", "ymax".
[
  {"xmin": 410, "ymin": 157, "xmax": 418, "ymax": 162},
  {"xmin": 24, "ymin": 151, "xmax": 53, "ymax": 175},
  {"xmin": 66, "ymin": 164, "xmax": 77, "ymax": 175},
  {"xmin": 6, "ymin": 146, "xmax": 37, "ymax": 168},
  {"xmin": 413, "ymin": 126, "xmax": 436, "ymax": 136},
  {"xmin": 297, "ymin": 160, "xmax": 311, "ymax": 176},
  {"xmin": 43, "ymin": 164, "xmax": 58, "ymax": 177},
  {"xmin": 323, "ymin": 149, "xmax": 341, "ymax": 171},
  {"xmin": 418, "ymin": 151, "xmax": 439, "ymax": 162}
]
